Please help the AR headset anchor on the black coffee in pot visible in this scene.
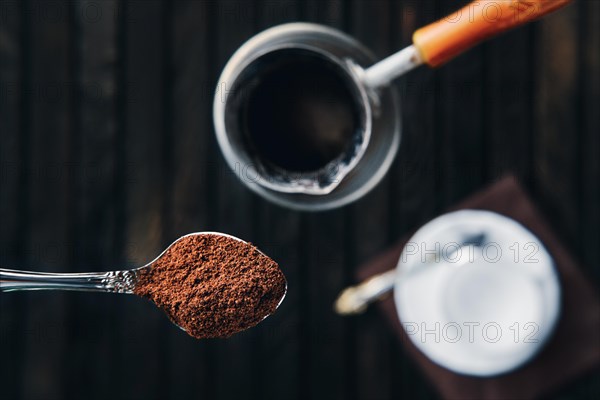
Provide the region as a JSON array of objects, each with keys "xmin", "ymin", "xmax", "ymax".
[{"xmin": 241, "ymin": 50, "xmax": 360, "ymax": 172}]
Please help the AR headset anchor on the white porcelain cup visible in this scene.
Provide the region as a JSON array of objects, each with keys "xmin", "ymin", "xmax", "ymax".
[{"xmin": 394, "ymin": 210, "xmax": 561, "ymax": 376}]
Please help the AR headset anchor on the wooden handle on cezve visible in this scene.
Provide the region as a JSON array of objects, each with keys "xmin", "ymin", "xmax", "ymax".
[{"xmin": 413, "ymin": 0, "xmax": 573, "ymax": 67}]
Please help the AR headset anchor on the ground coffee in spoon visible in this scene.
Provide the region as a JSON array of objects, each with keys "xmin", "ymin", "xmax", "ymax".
[{"xmin": 133, "ymin": 234, "xmax": 286, "ymax": 339}]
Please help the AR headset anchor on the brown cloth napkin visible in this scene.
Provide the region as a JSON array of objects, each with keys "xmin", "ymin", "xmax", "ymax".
[{"xmin": 356, "ymin": 176, "xmax": 600, "ymax": 399}]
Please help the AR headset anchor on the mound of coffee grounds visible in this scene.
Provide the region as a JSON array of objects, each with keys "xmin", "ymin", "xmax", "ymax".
[{"xmin": 134, "ymin": 234, "xmax": 286, "ymax": 339}]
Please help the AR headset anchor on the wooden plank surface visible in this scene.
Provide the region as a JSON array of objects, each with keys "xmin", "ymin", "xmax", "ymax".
[
  {"xmin": 485, "ymin": 14, "xmax": 534, "ymax": 182},
  {"xmin": 19, "ymin": 0, "xmax": 72, "ymax": 398},
  {"xmin": 580, "ymin": 0, "xmax": 600, "ymax": 280},
  {"xmin": 0, "ymin": 0, "xmax": 598, "ymax": 399},
  {"xmin": 532, "ymin": 3, "xmax": 580, "ymax": 246},
  {"xmin": 63, "ymin": 1, "xmax": 120, "ymax": 399},
  {"xmin": 0, "ymin": 1, "xmax": 26, "ymax": 399}
]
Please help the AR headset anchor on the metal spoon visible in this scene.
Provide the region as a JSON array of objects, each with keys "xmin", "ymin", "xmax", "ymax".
[
  {"xmin": 0, "ymin": 232, "xmax": 287, "ymax": 332},
  {"xmin": 334, "ymin": 233, "xmax": 485, "ymax": 315}
]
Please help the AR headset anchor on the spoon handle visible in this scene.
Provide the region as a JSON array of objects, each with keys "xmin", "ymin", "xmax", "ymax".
[
  {"xmin": 334, "ymin": 269, "xmax": 396, "ymax": 315},
  {"xmin": 0, "ymin": 268, "xmax": 138, "ymax": 293},
  {"xmin": 334, "ymin": 233, "xmax": 487, "ymax": 315}
]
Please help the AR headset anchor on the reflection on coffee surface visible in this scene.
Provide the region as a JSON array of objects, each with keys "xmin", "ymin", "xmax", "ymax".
[{"xmin": 242, "ymin": 51, "xmax": 360, "ymax": 172}]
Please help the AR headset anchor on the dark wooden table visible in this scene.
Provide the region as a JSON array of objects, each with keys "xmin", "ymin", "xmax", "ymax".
[{"xmin": 1, "ymin": 1, "xmax": 598, "ymax": 399}]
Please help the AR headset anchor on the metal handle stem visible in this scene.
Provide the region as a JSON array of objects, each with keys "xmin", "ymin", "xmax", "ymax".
[
  {"xmin": 363, "ymin": 45, "xmax": 423, "ymax": 89},
  {"xmin": 0, "ymin": 268, "xmax": 139, "ymax": 294}
]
